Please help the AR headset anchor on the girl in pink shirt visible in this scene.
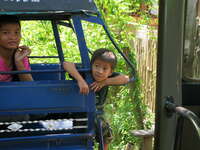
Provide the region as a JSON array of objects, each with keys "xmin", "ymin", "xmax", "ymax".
[
  {"xmin": 0, "ymin": 15, "xmax": 33, "ymax": 82},
  {"xmin": 0, "ymin": 56, "xmax": 31, "ymax": 81}
]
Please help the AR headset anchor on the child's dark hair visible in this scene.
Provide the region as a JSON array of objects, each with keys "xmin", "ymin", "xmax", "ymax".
[
  {"xmin": 91, "ymin": 48, "xmax": 117, "ymax": 69},
  {"xmin": 0, "ymin": 15, "xmax": 20, "ymax": 28}
]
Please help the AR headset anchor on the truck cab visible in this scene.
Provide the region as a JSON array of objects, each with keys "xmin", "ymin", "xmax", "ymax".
[{"xmin": 0, "ymin": 0, "xmax": 100, "ymax": 149}]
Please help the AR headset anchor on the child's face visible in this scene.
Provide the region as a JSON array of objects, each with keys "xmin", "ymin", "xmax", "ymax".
[
  {"xmin": 92, "ymin": 59, "xmax": 113, "ymax": 82},
  {"xmin": 0, "ymin": 23, "xmax": 21, "ymax": 50}
]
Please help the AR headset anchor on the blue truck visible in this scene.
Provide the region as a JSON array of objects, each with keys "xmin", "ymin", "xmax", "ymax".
[{"xmin": 0, "ymin": 0, "xmax": 123, "ymax": 149}]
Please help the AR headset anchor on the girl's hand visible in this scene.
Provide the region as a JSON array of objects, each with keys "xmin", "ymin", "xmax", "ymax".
[
  {"xmin": 90, "ymin": 80, "xmax": 106, "ymax": 92},
  {"xmin": 78, "ymin": 80, "xmax": 89, "ymax": 95},
  {"xmin": 15, "ymin": 46, "xmax": 31, "ymax": 63}
]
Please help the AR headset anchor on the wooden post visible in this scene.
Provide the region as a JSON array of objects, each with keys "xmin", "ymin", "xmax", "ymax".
[{"xmin": 130, "ymin": 129, "xmax": 154, "ymax": 150}]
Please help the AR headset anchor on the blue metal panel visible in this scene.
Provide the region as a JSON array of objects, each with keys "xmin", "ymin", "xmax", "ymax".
[
  {"xmin": 31, "ymin": 63, "xmax": 65, "ymax": 80},
  {"xmin": 0, "ymin": 133, "xmax": 93, "ymax": 142},
  {"xmin": 81, "ymin": 15, "xmax": 104, "ymax": 25},
  {"xmin": 0, "ymin": 133, "xmax": 93, "ymax": 150},
  {"xmin": 0, "ymin": 147, "xmax": 84, "ymax": 150},
  {"xmin": 71, "ymin": 16, "xmax": 95, "ymax": 138},
  {"xmin": 0, "ymin": 143, "xmax": 91, "ymax": 150},
  {"xmin": 0, "ymin": 146, "xmax": 89, "ymax": 150},
  {"xmin": 0, "ymin": 80, "xmax": 93, "ymax": 114},
  {"xmin": 72, "ymin": 16, "xmax": 91, "ymax": 69},
  {"xmin": 51, "ymin": 21, "xmax": 65, "ymax": 66}
]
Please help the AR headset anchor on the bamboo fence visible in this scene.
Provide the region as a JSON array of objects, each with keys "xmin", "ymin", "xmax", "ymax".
[{"xmin": 128, "ymin": 24, "xmax": 157, "ymax": 112}]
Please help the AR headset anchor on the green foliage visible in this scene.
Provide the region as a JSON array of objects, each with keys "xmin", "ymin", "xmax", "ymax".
[
  {"xmin": 94, "ymin": 0, "xmax": 155, "ymax": 149},
  {"xmin": 21, "ymin": 20, "xmax": 82, "ymax": 63}
]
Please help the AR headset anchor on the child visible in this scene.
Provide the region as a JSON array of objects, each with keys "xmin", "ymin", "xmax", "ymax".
[
  {"xmin": 0, "ymin": 15, "xmax": 33, "ymax": 82},
  {"xmin": 63, "ymin": 48, "xmax": 130, "ymax": 150},
  {"xmin": 0, "ymin": 15, "xmax": 33, "ymax": 122}
]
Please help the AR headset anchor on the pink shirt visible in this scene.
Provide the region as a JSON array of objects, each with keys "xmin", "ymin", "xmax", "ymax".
[{"xmin": 0, "ymin": 57, "xmax": 31, "ymax": 82}]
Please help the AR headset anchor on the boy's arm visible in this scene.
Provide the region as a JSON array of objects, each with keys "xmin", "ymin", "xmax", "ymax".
[
  {"xmin": 63, "ymin": 61, "xmax": 89, "ymax": 94},
  {"xmin": 14, "ymin": 46, "xmax": 33, "ymax": 81},
  {"xmin": 104, "ymin": 74, "xmax": 130, "ymax": 86},
  {"xmin": 90, "ymin": 74, "xmax": 130, "ymax": 92}
]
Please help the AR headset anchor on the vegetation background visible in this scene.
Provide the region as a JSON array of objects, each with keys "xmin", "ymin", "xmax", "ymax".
[{"xmin": 21, "ymin": 0, "xmax": 157, "ymax": 149}]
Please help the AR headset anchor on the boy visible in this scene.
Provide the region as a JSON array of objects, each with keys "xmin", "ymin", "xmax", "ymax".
[{"xmin": 63, "ymin": 48, "xmax": 130, "ymax": 150}]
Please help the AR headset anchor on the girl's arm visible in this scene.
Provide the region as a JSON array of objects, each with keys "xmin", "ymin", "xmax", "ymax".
[
  {"xmin": 63, "ymin": 61, "xmax": 89, "ymax": 94},
  {"xmin": 14, "ymin": 46, "xmax": 33, "ymax": 81}
]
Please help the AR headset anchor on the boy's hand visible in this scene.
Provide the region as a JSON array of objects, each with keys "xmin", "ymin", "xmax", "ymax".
[
  {"xmin": 90, "ymin": 80, "xmax": 106, "ymax": 92},
  {"xmin": 15, "ymin": 46, "xmax": 31, "ymax": 63},
  {"xmin": 78, "ymin": 80, "xmax": 89, "ymax": 95},
  {"xmin": 63, "ymin": 61, "xmax": 89, "ymax": 95}
]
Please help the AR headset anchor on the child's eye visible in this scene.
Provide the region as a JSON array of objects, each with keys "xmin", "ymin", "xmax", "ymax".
[
  {"xmin": 95, "ymin": 64, "xmax": 99, "ymax": 67},
  {"xmin": 15, "ymin": 32, "xmax": 21, "ymax": 35},
  {"xmin": 2, "ymin": 31, "xmax": 8, "ymax": 34},
  {"xmin": 103, "ymin": 67, "xmax": 108, "ymax": 71}
]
